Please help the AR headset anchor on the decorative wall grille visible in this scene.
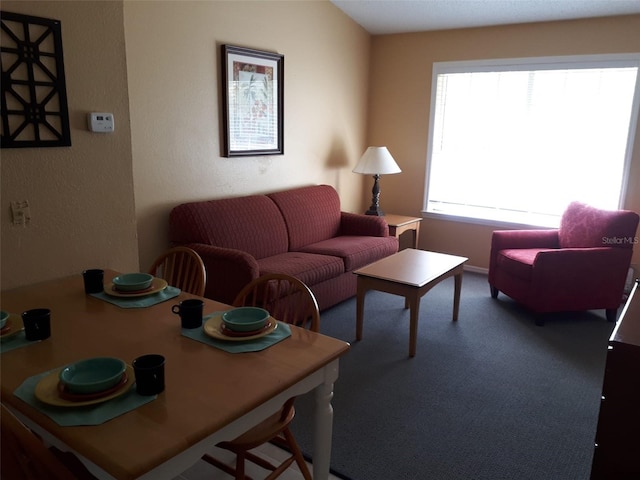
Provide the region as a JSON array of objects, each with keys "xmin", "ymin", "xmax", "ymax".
[{"xmin": 1, "ymin": 11, "xmax": 71, "ymax": 148}]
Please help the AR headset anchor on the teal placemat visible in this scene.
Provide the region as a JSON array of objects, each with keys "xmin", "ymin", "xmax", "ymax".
[
  {"xmin": 0, "ymin": 330, "xmax": 40, "ymax": 354},
  {"xmin": 14, "ymin": 367, "xmax": 156, "ymax": 426},
  {"xmin": 182, "ymin": 313, "xmax": 291, "ymax": 353},
  {"xmin": 91, "ymin": 286, "xmax": 181, "ymax": 308}
]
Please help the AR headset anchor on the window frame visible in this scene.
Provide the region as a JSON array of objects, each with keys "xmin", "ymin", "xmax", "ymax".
[{"xmin": 422, "ymin": 53, "xmax": 640, "ymax": 229}]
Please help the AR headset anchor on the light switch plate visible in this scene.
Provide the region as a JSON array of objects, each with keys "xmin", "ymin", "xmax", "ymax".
[{"xmin": 88, "ymin": 112, "xmax": 114, "ymax": 133}]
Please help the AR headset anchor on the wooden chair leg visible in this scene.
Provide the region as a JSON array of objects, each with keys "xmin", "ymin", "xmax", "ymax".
[{"xmin": 282, "ymin": 428, "xmax": 311, "ymax": 480}]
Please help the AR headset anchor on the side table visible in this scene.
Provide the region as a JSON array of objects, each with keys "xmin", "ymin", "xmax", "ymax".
[{"xmin": 384, "ymin": 214, "xmax": 422, "ymax": 250}]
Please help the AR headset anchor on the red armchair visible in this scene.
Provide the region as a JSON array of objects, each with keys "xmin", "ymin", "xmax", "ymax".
[{"xmin": 488, "ymin": 202, "xmax": 639, "ymax": 325}]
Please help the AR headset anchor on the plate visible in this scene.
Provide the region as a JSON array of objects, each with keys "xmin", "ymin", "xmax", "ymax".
[
  {"xmin": 204, "ymin": 315, "xmax": 277, "ymax": 342},
  {"xmin": 0, "ymin": 316, "xmax": 24, "ymax": 341},
  {"xmin": 104, "ymin": 278, "xmax": 168, "ymax": 298},
  {"xmin": 221, "ymin": 320, "xmax": 273, "ymax": 337},
  {"xmin": 58, "ymin": 373, "xmax": 128, "ymax": 402},
  {"xmin": 35, "ymin": 364, "xmax": 135, "ymax": 407}
]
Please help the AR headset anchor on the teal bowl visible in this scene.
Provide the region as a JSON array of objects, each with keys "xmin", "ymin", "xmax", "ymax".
[
  {"xmin": 222, "ymin": 307, "xmax": 270, "ymax": 332},
  {"xmin": 0, "ymin": 310, "xmax": 9, "ymax": 329},
  {"xmin": 112, "ymin": 273, "xmax": 154, "ymax": 292},
  {"xmin": 59, "ymin": 357, "xmax": 126, "ymax": 394}
]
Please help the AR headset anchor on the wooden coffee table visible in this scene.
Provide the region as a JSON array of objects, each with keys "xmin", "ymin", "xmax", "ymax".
[{"xmin": 355, "ymin": 248, "xmax": 468, "ymax": 357}]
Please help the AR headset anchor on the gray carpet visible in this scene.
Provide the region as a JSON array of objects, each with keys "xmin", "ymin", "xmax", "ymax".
[{"xmin": 291, "ymin": 271, "xmax": 615, "ymax": 480}]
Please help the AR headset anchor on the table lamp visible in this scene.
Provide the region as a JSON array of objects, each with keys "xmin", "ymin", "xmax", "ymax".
[{"xmin": 352, "ymin": 146, "xmax": 401, "ymax": 216}]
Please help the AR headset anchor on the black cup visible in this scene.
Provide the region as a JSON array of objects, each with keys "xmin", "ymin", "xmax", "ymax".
[
  {"xmin": 22, "ymin": 308, "xmax": 51, "ymax": 341},
  {"xmin": 133, "ymin": 354, "xmax": 165, "ymax": 396},
  {"xmin": 83, "ymin": 269, "xmax": 104, "ymax": 294},
  {"xmin": 171, "ymin": 299, "xmax": 204, "ymax": 329}
]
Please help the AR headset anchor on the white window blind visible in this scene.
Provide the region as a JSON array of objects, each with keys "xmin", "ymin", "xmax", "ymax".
[{"xmin": 424, "ymin": 55, "xmax": 640, "ymax": 227}]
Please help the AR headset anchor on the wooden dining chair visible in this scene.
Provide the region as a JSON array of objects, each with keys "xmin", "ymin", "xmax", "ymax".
[
  {"xmin": 148, "ymin": 246, "xmax": 206, "ymax": 296},
  {"xmin": 1, "ymin": 403, "xmax": 96, "ymax": 480},
  {"xmin": 202, "ymin": 273, "xmax": 319, "ymax": 480}
]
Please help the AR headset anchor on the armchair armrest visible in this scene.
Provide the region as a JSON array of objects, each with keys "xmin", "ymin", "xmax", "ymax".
[
  {"xmin": 339, "ymin": 212, "xmax": 389, "ymax": 237},
  {"xmin": 182, "ymin": 243, "xmax": 259, "ymax": 305},
  {"xmin": 491, "ymin": 229, "xmax": 560, "ymax": 251},
  {"xmin": 532, "ymin": 247, "xmax": 633, "ymax": 308}
]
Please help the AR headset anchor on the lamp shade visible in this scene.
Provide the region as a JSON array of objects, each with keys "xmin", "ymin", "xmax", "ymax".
[{"xmin": 352, "ymin": 147, "xmax": 401, "ymax": 175}]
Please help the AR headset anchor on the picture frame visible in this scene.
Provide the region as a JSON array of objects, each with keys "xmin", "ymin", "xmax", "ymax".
[{"xmin": 221, "ymin": 44, "xmax": 284, "ymax": 157}]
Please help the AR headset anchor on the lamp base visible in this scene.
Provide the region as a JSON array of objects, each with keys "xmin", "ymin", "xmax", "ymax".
[{"xmin": 365, "ymin": 207, "xmax": 385, "ymax": 216}]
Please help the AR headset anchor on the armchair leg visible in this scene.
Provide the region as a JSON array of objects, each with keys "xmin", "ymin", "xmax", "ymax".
[
  {"xmin": 605, "ymin": 308, "xmax": 617, "ymax": 323},
  {"xmin": 490, "ymin": 285, "xmax": 499, "ymax": 298},
  {"xmin": 534, "ymin": 315, "xmax": 545, "ymax": 327}
]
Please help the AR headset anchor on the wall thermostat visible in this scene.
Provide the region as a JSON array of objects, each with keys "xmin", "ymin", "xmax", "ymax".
[{"xmin": 88, "ymin": 112, "xmax": 114, "ymax": 133}]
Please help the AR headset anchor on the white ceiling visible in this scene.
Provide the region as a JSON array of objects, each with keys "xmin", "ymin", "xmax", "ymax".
[{"xmin": 330, "ymin": 0, "xmax": 640, "ymax": 35}]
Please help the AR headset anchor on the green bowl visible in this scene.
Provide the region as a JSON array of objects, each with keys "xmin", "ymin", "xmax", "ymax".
[
  {"xmin": 59, "ymin": 357, "xmax": 126, "ymax": 394},
  {"xmin": 112, "ymin": 273, "xmax": 154, "ymax": 292},
  {"xmin": 222, "ymin": 307, "xmax": 270, "ymax": 332},
  {"xmin": 0, "ymin": 310, "xmax": 9, "ymax": 329}
]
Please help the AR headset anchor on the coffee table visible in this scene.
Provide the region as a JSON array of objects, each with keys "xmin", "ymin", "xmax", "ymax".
[{"xmin": 355, "ymin": 248, "xmax": 468, "ymax": 357}]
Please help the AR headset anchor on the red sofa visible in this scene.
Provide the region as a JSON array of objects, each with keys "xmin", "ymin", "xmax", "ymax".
[
  {"xmin": 488, "ymin": 202, "xmax": 639, "ymax": 324},
  {"xmin": 169, "ymin": 184, "xmax": 399, "ymax": 310}
]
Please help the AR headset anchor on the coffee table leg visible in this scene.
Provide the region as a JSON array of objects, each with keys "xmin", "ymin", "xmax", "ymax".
[
  {"xmin": 408, "ymin": 293, "xmax": 420, "ymax": 357},
  {"xmin": 452, "ymin": 271, "xmax": 463, "ymax": 321},
  {"xmin": 356, "ymin": 280, "xmax": 366, "ymax": 341}
]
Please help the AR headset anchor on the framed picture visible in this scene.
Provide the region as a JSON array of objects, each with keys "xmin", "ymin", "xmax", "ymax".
[{"xmin": 221, "ymin": 44, "xmax": 284, "ymax": 157}]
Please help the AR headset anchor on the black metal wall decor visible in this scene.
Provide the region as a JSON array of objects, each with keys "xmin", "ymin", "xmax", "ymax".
[{"xmin": 1, "ymin": 11, "xmax": 71, "ymax": 148}]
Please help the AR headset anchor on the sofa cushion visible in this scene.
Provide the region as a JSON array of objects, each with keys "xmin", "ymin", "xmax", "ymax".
[
  {"xmin": 496, "ymin": 248, "xmax": 556, "ymax": 281},
  {"xmin": 257, "ymin": 252, "xmax": 345, "ymax": 287},
  {"xmin": 268, "ymin": 185, "xmax": 341, "ymax": 250},
  {"xmin": 559, "ymin": 201, "xmax": 639, "ymax": 249},
  {"xmin": 299, "ymin": 236, "xmax": 399, "ymax": 271},
  {"xmin": 169, "ymin": 195, "xmax": 289, "ymax": 259}
]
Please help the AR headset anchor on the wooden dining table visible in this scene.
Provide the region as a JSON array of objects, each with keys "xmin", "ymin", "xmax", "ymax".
[{"xmin": 0, "ymin": 270, "xmax": 350, "ymax": 479}]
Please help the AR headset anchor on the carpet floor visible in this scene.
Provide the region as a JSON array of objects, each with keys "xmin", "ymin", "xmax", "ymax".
[{"xmin": 291, "ymin": 271, "xmax": 616, "ymax": 480}]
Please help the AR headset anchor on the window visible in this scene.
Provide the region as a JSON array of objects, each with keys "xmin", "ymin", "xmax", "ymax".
[{"xmin": 424, "ymin": 54, "xmax": 640, "ymax": 228}]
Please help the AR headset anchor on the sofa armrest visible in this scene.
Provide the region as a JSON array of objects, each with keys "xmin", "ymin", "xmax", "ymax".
[
  {"xmin": 339, "ymin": 212, "xmax": 389, "ymax": 237},
  {"xmin": 182, "ymin": 243, "xmax": 259, "ymax": 305}
]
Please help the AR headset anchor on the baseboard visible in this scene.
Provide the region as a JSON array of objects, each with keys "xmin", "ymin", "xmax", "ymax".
[{"xmin": 463, "ymin": 264, "xmax": 488, "ymax": 275}]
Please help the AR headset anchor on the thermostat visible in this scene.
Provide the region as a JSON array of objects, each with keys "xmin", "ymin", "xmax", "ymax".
[{"xmin": 88, "ymin": 112, "xmax": 114, "ymax": 133}]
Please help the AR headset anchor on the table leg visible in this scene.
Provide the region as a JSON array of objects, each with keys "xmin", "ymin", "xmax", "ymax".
[
  {"xmin": 408, "ymin": 293, "xmax": 420, "ymax": 358},
  {"xmin": 453, "ymin": 271, "xmax": 463, "ymax": 321},
  {"xmin": 356, "ymin": 280, "xmax": 366, "ymax": 341},
  {"xmin": 313, "ymin": 361, "xmax": 338, "ymax": 480}
]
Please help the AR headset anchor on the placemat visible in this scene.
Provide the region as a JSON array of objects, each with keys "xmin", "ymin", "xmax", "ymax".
[
  {"xmin": 182, "ymin": 312, "xmax": 291, "ymax": 353},
  {"xmin": 14, "ymin": 367, "xmax": 156, "ymax": 426},
  {"xmin": 90, "ymin": 286, "xmax": 181, "ymax": 308},
  {"xmin": 0, "ymin": 330, "xmax": 40, "ymax": 354}
]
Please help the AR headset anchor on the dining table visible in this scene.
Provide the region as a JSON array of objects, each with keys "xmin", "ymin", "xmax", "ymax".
[{"xmin": 0, "ymin": 269, "xmax": 350, "ymax": 480}]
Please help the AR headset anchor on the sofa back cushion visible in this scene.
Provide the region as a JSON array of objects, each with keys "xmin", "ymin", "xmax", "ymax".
[
  {"xmin": 268, "ymin": 185, "xmax": 341, "ymax": 250},
  {"xmin": 169, "ymin": 195, "xmax": 289, "ymax": 259},
  {"xmin": 559, "ymin": 201, "xmax": 639, "ymax": 249}
]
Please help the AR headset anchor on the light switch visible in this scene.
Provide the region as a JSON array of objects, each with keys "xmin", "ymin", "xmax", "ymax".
[
  {"xmin": 11, "ymin": 200, "xmax": 31, "ymax": 226},
  {"xmin": 88, "ymin": 112, "xmax": 114, "ymax": 133}
]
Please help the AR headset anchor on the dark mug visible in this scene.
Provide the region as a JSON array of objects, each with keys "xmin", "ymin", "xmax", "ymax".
[
  {"xmin": 132, "ymin": 354, "xmax": 165, "ymax": 396},
  {"xmin": 22, "ymin": 308, "xmax": 51, "ymax": 341},
  {"xmin": 171, "ymin": 299, "xmax": 204, "ymax": 329},
  {"xmin": 82, "ymin": 269, "xmax": 104, "ymax": 294}
]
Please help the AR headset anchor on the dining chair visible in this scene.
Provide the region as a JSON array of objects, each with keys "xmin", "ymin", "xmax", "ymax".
[
  {"xmin": 202, "ymin": 273, "xmax": 318, "ymax": 480},
  {"xmin": 148, "ymin": 246, "xmax": 206, "ymax": 296},
  {"xmin": 1, "ymin": 403, "xmax": 96, "ymax": 480}
]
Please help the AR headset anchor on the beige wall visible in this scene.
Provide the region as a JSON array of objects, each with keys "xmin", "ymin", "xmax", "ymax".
[
  {"xmin": 1, "ymin": 0, "xmax": 370, "ymax": 290},
  {"xmin": 124, "ymin": 0, "xmax": 370, "ymax": 271},
  {"xmin": 367, "ymin": 14, "xmax": 640, "ymax": 271},
  {"xmin": 1, "ymin": 1, "xmax": 139, "ymax": 290}
]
